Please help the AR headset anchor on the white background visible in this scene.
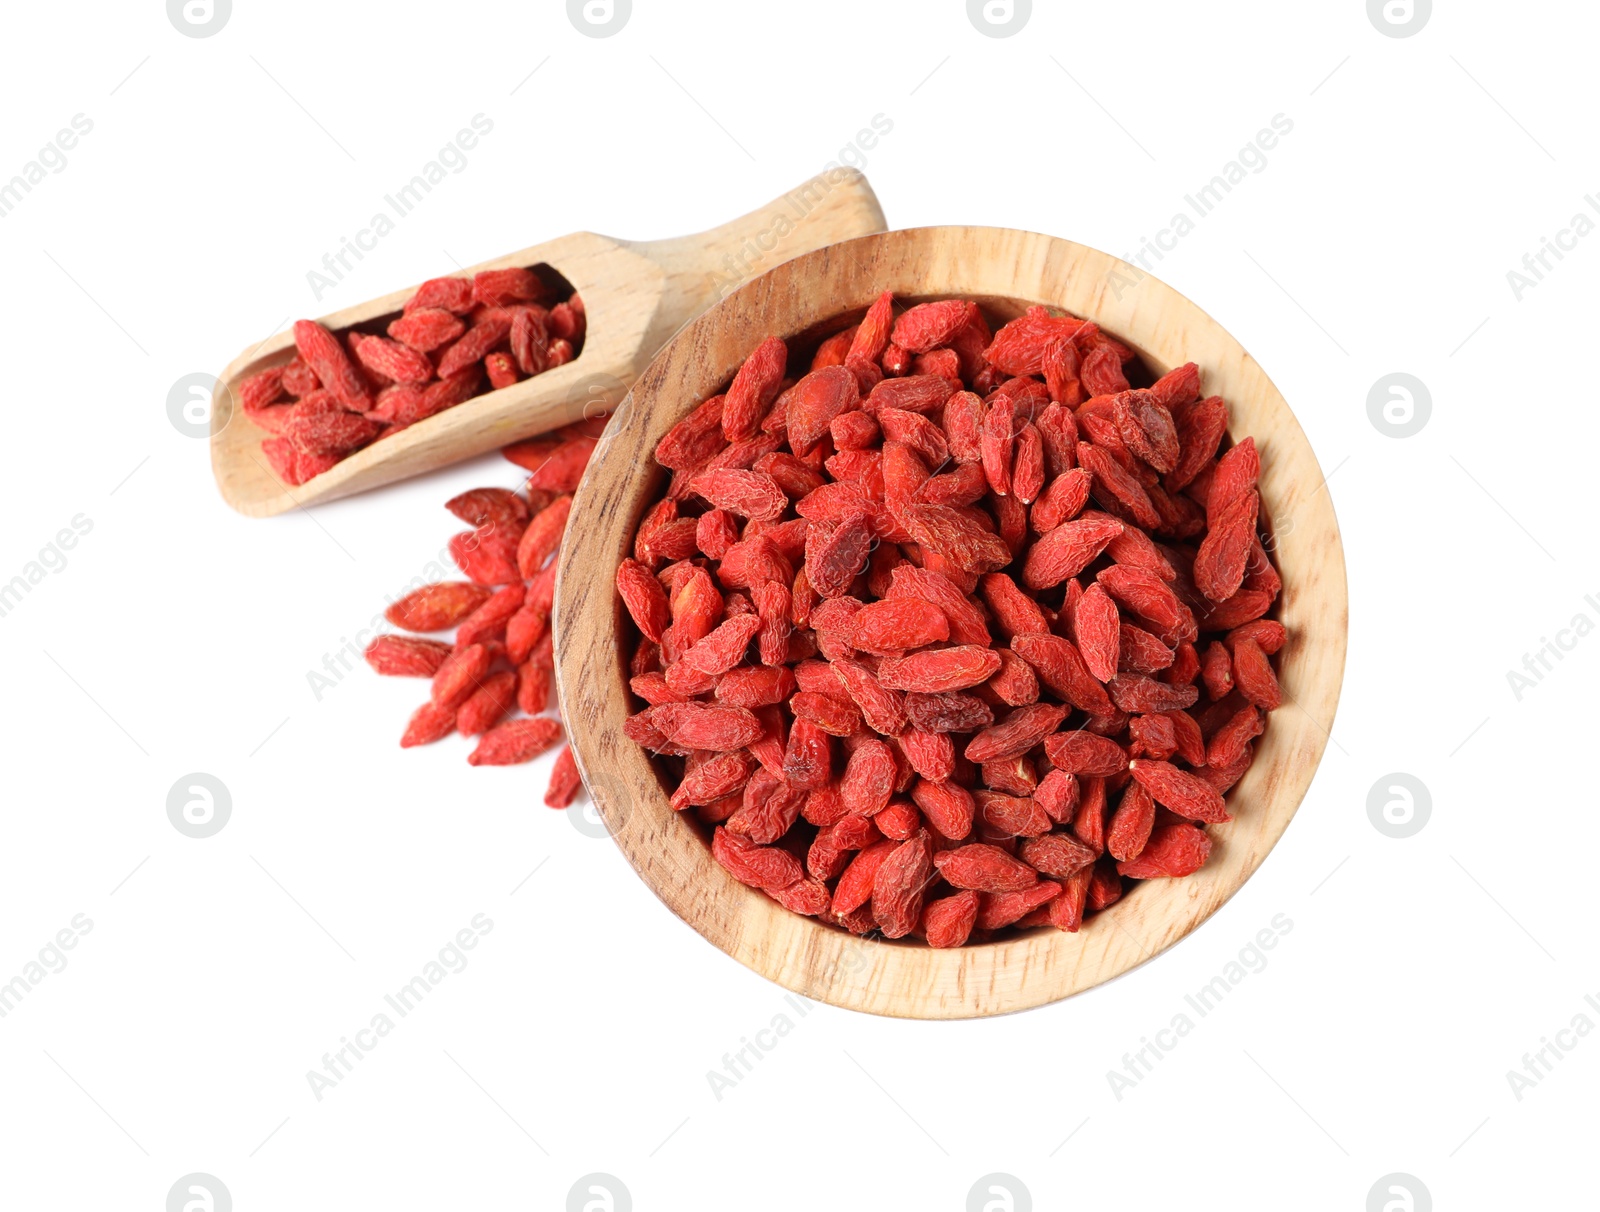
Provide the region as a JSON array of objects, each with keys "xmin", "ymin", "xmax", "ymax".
[{"xmin": 1, "ymin": 1, "xmax": 1593, "ymax": 1208}]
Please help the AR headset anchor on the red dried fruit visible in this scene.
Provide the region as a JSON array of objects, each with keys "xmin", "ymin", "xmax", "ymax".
[
  {"xmin": 473, "ymin": 267, "xmax": 544, "ymax": 308},
  {"xmin": 1048, "ymin": 867, "xmax": 1093, "ymax": 931},
  {"xmin": 509, "ymin": 306, "xmax": 552, "ymax": 375},
  {"xmin": 431, "ymin": 643, "xmax": 493, "ymax": 710},
  {"xmin": 965, "ymin": 703, "xmax": 1068, "ymax": 763},
  {"xmin": 653, "ymin": 703, "xmax": 764, "ymax": 751},
  {"xmin": 433, "ymin": 309, "xmax": 511, "ymax": 379},
  {"xmin": 832, "ymin": 838, "xmax": 896, "ymax": 914},
  {"xmin": 516, "ymin": 495, "xmax": 572, "ymax": 578},
  {"xmin": 515, "ymin": 660, "xmax": 552, "ymax": 715},
  {"xmin": 1081, "ymin": 343, "xmax": 1129, "ymax": 396},
  {"xmin": 678, "ymin": 613, "xmax": 760, "ymax": 676},
  {"xmin": 805, "ymin": 509, "xmax": 874, "ymax": 598},
  {"xmin": 1107, "ymin": 674, "xmax": 1199, "ymax": 714},
  {"xmin": 1022, "ymin": 514, "xmax": 1123, "ymax": 589},
  {"xmin": 872, "ymin": 830, "xmax": 934, "ymax": 938},
  {"xmin": 1010, "ymin": 634, "xmax": 1114, "ymax": 715},
  {"xmin": 833, "ymin": 658, "xmax": 906, "ymax": 735},
  {"xmin": 454, "ymin": 583, "xmax": 525, "ymax": 649},
  {"xmin": 847, "ymin": 599, "xmax": 949, "ymax": 654},
  {"xmin": 1019, "ymin": 832, "xmax": 1098, "ymax": 880},
  {"xmin": 729, "ymin": 773, "xmax": 807, "ymax": 844},
  {"xmin": 1128, "ymin": 759, "xmax": 1229, "ymax": 823},
  {"xmin": 401, "ymin": 700, "xmax": 457, "ymax": 748},
  {"xmin": 786, "ymin": 366, "xmax": 861, "ymax": 455},
  {"xmin": 722, "ymin": 335, "xmax": 787, "ymax": 441},
  {"xmin": 1034, "ymin": 769, "xmax": 1080, "ymax": 825},
  {"xmin": 463, "ymin": 715, "xmax": 563, "ymax": 768},
  {"xmin": 1116, "ymin": 822, "xmax": 1212, "ymax": 878},
  {"xmin": 691, "ymin": 468, "xmax": 788, "ymax": 521},
  {"xmin": 885, "ymin": 566, "xmax": 990, "ymax": 645},
  {"xmin": 544, "ymin": 745, "xmax": 583, "ymax": 806},
  {"xmin": 1128, "ymin": 712, "xmax": 1179, "ymax": 760},
  {"xmin": 847, "ymin": 291, "xmax": 894, "ymax": 365},
  {"xmin": 388, "ymin": 307, "xmax": 465, "ymax": 353},
  {"xmin": 456, "ymin": 671, "xmax": 519, "ymax": 736},
  {"xmin": 838, "ymin": 738, "xmax": 896, "ymax": 816},
  {"xmin": 1106, "ymin": 780, "xmax": 1156, "ymax": 861},
  {"xmin": 905, "ymin": 691, "xmax": 993, "ymax": 735},
  {"xmin": 1228, "ymin": 618, "xmax": 1287, "ymax": 655},
  {"xmin": 980, "ymin": 393, "xmax": 1016, "ymax": 497},
  {"xmin": 279, "ymin": 356, "xmax": 319, "ymax": 397},
  {"xmin": 365, "ymin": 635, "xmax": 453, "ymax": 677},
  {"xmin": 282, "ymin": 394, "xmax": 380, "ymax": 458},
  {"xmin": 891, "ymin": 299, "xmax": 972, "ymax": 353},
  {"xmin": 1044, "ymin": 731, "xmax": 1127, "ymax": 777},
  {"xmin": 1071, "ymin": 775, "xmax": 1108, "ymax": 851},
  {"xmin": 923, "ymin": 890, "xmax": 980, "ymax": 948},
  {"xmin": 484, "ymin": 351, "xmax": 519, "ymax": 390},
  {"xmin": 979, "ymin": 573, "xmax": 1047, "ymax": 638},
  {"xmin": 984, "ymin": 312, "xmax": 1087, "ymax": 376},
  {"xmin": 714, "ymin": 826, "xmax": 805, "ymax": 892},
  {"xmin": 876, "ymin": 646, "xmax": 1001, "ymax": 695},
  {"xmin": 1086, "ymin": 858, "xmax": 1124, "ymax": 910},
  {"xmin": 934, "ymin": 843, "xmax": 1038, "ymax": 893},
  {"xmin": 1031, "ymin": 468, "xmax": 1092, "ymax": 534},
  {"xmin": 984, "ymin": 649, "xmax": 1040, "ymax": 706},
  {"xmin": 386, "ymin": 581, "xmax": 492, "ymax": 631},
  {"xmin": 910, "ymin": 779, "xmax": 976, "ymax": 840},
  {"xmin": 616, "ymin": 558, "xmax": 670, "ymax": 642},
  {"xmin": 831, "ymin": 409, "xmax": 881, "ymax": 451},
  {"xmin": 404, "ymin": 276, "xmax": 475, "ymax": 315},
  {"xmin": 1194, "ymin": 488, "xmax": 1259, "ymax": 603},
  {"xmin": 240, "ymin": 365, "xmax": 285, "ymax": 413},
  {"xmin": 976, "ymin": 880, "xmax": 1062, "ymax": 930},
  {"xmin": 866, "ymin": 374, "xmax": 955, "ymax": 416},
  {"xmin": 900, "ymin": 504, "xmax": 1012, "ymax": 574},
  {"xmin": 789, "ymin": 690, "xmax": 861, "ymax": 737},
  {"xmin": 1097, "ymin": 565, "xmax": 1197, "ymax": 644},
  {"xmin": 1012, "ymin": 422, "xmax": 1045, "ymax": 504},
  {"xmin": 447, "ymin": 487, "xmax": 529, "ymax": 531},
  {"xmin": 293, "ymin": 319, "xmax": 371, "ymax": 413},
  {"xmin": 1111, "ymin": 389, "xmax": 1180, "ymax": 474},
  {"xmin": 1166, "ymin": 395, "xmax": 1228, "ymax": 491},
  {"xmin": 525, "ymin": 436, "xmax": 597, "ymax": 494},
  {"xmin": 450, "ymin": 525, "xmax": 522, "ymax": 586},
  {"xmin": 1075, "ymin": 582, "xmax": 1121, "ymax": 682},
  {"xmin": 769, "ymin": 878, "xmax": 830, "ymax": 917},
  {"xmin": 1229, "ymin": 635, "xmax": 1282, "ymax": 710},
  {"xmin": 879, "ymin": 409, "xmax": 950, "ymax": 469},
  {"xmin": 354, "ymin": 334, "xmax": 433, "ymax": 385},
  {"xmin": 1209, "ymin": 438, "xmax": 1261, "ymax": 525},
  {"xmin": 1207, "ymin": 703, "xmax": 1265, "ymax": 769}
]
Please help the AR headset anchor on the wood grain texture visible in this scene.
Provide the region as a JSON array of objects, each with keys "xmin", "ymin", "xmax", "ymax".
[
  {"xmin": 554, "ymin": 227, "xmax": 1348, "ymax": 1019},
  {"xmin": 210, "ymin": 168, "xmax": 886, "ymax": 517}
]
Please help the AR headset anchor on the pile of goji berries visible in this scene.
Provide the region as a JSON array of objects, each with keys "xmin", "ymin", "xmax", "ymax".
[
  {"xmin": 617, "ymin": 292, "xmax": 1284, "ymax": 946},
  {"xmin": 241, "ymin": 268, "xmax": 585, "ymax": 486},
  {"xmin": 363, "ymin": 419, "xmax": 606, "ymax": 808}
]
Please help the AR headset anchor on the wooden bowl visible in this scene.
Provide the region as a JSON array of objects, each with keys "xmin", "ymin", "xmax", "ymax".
[{"xmin": 554, "ymin": 227, "xmax": 1348, "ymax": 1019}]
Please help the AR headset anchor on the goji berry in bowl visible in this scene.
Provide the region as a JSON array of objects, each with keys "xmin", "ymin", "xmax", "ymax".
[{"xmin": 553, "ymin": 228, "xmax": 1347, "ymax": 1018}]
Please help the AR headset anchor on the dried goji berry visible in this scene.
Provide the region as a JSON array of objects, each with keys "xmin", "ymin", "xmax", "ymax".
[{"xmin": 464, "ymin": 717, "xmax": 562, "ymax": 767}]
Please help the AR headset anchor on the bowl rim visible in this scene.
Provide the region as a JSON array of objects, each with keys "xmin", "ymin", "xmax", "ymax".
[{"xmin": 554, "ymin": 225, "xmax": 1348, "ymax": 1019}]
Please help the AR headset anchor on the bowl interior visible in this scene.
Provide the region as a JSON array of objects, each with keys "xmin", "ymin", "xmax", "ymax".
[{"xmin": 554, "ymin": 226, "xmax": 1347, "ymax": 1019}]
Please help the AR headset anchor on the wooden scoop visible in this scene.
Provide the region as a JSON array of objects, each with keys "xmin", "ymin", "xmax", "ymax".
[{"xmin": 210, "ymin": 168, "xmax": 886, "ymax": 517}]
